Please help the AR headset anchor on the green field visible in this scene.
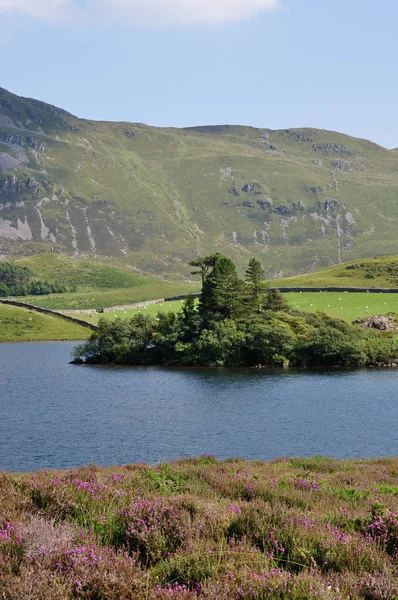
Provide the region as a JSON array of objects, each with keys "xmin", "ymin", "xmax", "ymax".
[
  {"xmin": 2, "ymin": 255, "xmax": 398, "ymax": 337},
  {"xmin": 285, "ymin": 291, "xmax": 398, "ymax": 322},
  {"xmin": 16, "ymin": 282, "xmax": 198, "ymax": 311},
  {"xmin": 68, "ymin": 292, "xmax": 398, "ymax": 327},
  {"xmin": 0, "ymin": 304, "xmax": 89, "ymax": 341},
  {"xmin": 70, "ymin": 300, "xmax": 187, "ymax": 325}
]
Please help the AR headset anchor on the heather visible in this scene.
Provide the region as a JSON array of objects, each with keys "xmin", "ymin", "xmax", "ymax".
[
  {"xmin": 1, "ymin": 457, "xmax": 398, "ymax": 599},
  {"xmin": 73, "ymin": 254, "xmax": 398, "ymax": 367}
]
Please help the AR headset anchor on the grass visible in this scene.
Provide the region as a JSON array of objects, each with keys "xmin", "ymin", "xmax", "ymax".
[
  {"xmin": 75, "ymin": 300, "xmax": 189, "ymax": 325},
  {"xmin": 1, "ymin": 457, "xmax": 398, "ymax": 599},
  {"xmin": 63, "ymin": 293, "xmax": 398, "ymax": 327},
  {"xmin": 10, "ymin": 254, "xmax": 199, "ymax": 310},
  {"xmin": 0, "ymin": 304, "xmax": 89, "ymax": 341},
  {"xmin": 12, "ymin": 282, "xmax": 199, "ymax": 311},
  {"xmin": 16, "ymin": 254, "xmax": 152, "ymax": 290},
  {"xmin": 285, "ymin": 291, "xmax": 398, "ymax": 322},
  {"xmin": 271, "ymin": 255, "xmax": 398, "ymax": 289}
]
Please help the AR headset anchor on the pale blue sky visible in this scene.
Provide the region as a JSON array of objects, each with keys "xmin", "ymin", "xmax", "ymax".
[{"xmin": 1, "ymin": 0, "xmax": 397, "ymax": 148}]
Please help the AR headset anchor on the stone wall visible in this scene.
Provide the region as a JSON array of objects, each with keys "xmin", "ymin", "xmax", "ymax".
[{"xmin": 0, "ymin": 299, "xmax": 98, "ymax": 330}]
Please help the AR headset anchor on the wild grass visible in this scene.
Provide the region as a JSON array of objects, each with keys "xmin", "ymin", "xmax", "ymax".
[{"xmin": 1, "ymin": 457, "xmax": 397, "ymax": 599}]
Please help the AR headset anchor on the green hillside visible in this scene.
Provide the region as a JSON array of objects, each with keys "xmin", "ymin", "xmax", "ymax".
[
  {"xmin": 270, "ymin": 255, "xmax": 398, "ymax": 288},
  {"xmin": 1, "ymin": 86, "xmax": 398, "ymax": 278}
]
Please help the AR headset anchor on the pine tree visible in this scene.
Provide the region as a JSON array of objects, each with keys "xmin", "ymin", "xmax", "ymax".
[
  {"xmin": 245, "ymin": 257, "xmax": 267, "ymax": 312},
  {"xmin": 189, "ymin": 253, "xmax": 221, "ymax": 286},
  {"xmin": 200, "ymin": 256, "xmax": 245, "ymax": 323}
]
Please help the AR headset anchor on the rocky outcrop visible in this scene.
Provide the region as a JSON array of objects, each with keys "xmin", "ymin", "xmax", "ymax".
[
  {"xmin": 313, "ymin": 143, "xmax": 355, "ymax": 156},
  {"xmin": 242, "ymin": 182, "xmax": 263, "ymax": 195},
  {"xmin": 26, "ymin": 177, "xmax": 40, "ymax": 194},
  {"xmin": 228, "ymin": 186, "xmax": 240, "ymax": 196},
  {"xmin": 322, "ymin": 199, "xmax": 340, "ymax": 211},
  {"xmin": 353, "ymin": 315, "xmax": 397, "ymax": 331},
  {"xmin": 1, "ymin": 175, "xmax": 21, "ymax": 194}
]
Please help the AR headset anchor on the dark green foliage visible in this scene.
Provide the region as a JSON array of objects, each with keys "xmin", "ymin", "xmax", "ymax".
[
  {"xmin": 200, "ymin": 255, "xmax": 246, "ymax": 324},
  {"xmin": 0, "ymin": 261, "xmax": 67, "ymax": 297},
  {"xmin": 264, "ymin": 288, "xmax": 287, "ymax": 311},
  {"xmin": 293, "ymin": 326, "xmax": 365, "ymax": 367},
  {"xmin": 189, "ymin": 253, "xmax": 221, "ymax": 286},
  {"xmin": 0, "ymin": 263, "xmax": 33, "ymax": 287},
  {"xmin": 73, "ymin": 255, "xmax": 398, "ymax": 368}
]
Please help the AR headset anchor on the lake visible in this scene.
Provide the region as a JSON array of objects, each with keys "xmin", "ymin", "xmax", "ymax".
[{"xmin": 0, "ymin": 341, "xmax": 397, "ymax": 472}]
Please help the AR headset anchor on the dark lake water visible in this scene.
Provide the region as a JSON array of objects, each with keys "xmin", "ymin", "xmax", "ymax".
[{"xmin": 0, "ymin": 342, "xmax": 397, "ymax": 472}]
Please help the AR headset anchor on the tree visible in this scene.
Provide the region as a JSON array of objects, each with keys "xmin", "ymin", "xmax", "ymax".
[
  {"xmin": 245, "ymin": 257, "xmax": 267, "ymax": 312},
  {"xmin": 189, "ymin": 253, "xmax": 221, "ymax": 286},
  {"xmin": 245, "ymin": 257, "xmax": 264, "ymax": 288},
  {"xmin": 200, "ymin": 256, "xmax": 245, "ymax": 324},
  {"xmin": 265, "ymin": 288, "xmax": 287, "ymax": 311}
]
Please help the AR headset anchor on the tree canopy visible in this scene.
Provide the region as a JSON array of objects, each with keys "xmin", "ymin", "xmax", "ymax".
[{"xmin": 0, "ymin": 261, "xmax": 68, "ymax": 297}]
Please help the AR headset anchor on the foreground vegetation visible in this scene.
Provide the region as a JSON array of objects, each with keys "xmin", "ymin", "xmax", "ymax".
[
  {"xmin": 0, "ymin": 304, "xmax": 89, "ymax": 341},
  {"xmin": 73, "ymin": 254, "xmax": 398, "ymax": 367},
  {"xmin": 1, "ymin": 457, "xmax": 398, "ymax": 599}
]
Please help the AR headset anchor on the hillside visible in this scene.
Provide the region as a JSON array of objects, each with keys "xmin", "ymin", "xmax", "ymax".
[
  {"xmin": 11, "ymin": 255, "xmax": 199, "ymax": 310},
  {"xmin": 270, "ymin": 255, "xmax": 398, "ymax": 288},
  {"xmin": 1, "ymin": 86, "xmax": 398, "ymax": 277}
]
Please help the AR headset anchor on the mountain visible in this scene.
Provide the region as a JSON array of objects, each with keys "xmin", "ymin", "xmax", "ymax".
[{"xmin": 1, "ymin": 86, "xmax": 398, "ymax": 278}]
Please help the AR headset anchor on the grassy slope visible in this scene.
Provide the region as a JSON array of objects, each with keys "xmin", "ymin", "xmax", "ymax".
[
  {"xmin": 1, "ymin": 458, "xmax": 398, "ymax": 599},
  {"xmin": 270, "ymin": 255, "xmax": 398, "ymax": 288},
  {"xmin": 0, "ymin": 304, "xmax": 89, "ymax": 340},
  {"xmin": 10, "ymin": 254, "xmax": 199, "ymax": 310},
  {"xmin": 1, "ymin": 87, "xmax": 398, "ymax": 278},
  {"xmin": 16, "ymin": 254, "xmax": 151, "ymax": 289}
]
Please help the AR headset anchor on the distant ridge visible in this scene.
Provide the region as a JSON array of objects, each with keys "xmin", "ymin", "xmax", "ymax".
[{"xmin": 0, "ymin": 86, "xmax": 397, "ymax": 278}]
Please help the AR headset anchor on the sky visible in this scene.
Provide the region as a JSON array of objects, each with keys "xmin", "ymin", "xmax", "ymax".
[{"xmin": 0, "ymin": 0, "xmax": 397, "ymax": 148}]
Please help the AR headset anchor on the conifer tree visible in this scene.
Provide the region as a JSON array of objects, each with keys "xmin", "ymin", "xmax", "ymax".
[
  {"xmin": 200, "ymin": 256, "xmax": 245, "ymax": 323},
  {"xmin": 189, "ymin": 253, "xmax": 221, "ymax": 286},
  {"xmin": 245, "ymin": 257, "xmax": 267, "ymax": 312}
]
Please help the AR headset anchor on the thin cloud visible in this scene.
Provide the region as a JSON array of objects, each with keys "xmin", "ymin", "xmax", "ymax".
[
  {"xmin": 0, "ymin": 0, "xmax": 280, "ymax": 25},
  {"xmin": 95, "ymin": 0, "xmax": 281, "ymax": 25},
  {"xmin": 0, "ymin": 0, "xmax": 74, "ymax": 20}
]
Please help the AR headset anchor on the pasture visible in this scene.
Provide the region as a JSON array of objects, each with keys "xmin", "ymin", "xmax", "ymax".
[
  {"xmin": 285, "ymin": 291, "xmax": 398, "ymax": 322},
  {"xmin": 74, "ymin": 292, "xmax": 398, "ymax": 326}
]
